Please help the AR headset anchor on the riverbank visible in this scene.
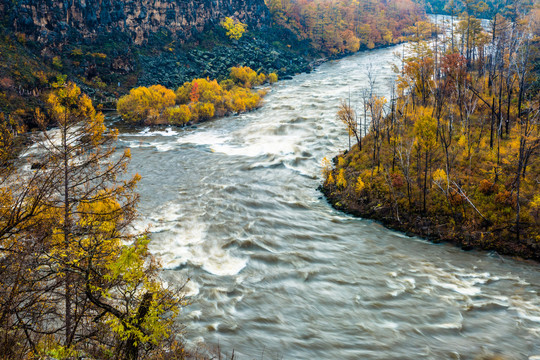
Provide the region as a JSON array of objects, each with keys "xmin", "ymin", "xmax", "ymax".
[
  {"xmin": 321, "ymin": 178, "xmax": 540, "ymax": 262},
  {"xmin": 320, "ymin": 18, "xmax": 540, "ymax": 262}
]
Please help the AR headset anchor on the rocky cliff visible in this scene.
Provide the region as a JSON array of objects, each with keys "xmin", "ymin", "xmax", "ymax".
[
  {"xmin": 2, "ymin": 0, "xmax": 270, "ymax": 46},
  {"xmin": 0, "ymin": 0, "xmax": 310, "ymax": 114}
]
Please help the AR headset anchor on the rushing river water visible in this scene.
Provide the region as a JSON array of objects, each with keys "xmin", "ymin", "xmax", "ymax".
[{"xmin": 117, "ymin": 44, "xmax": 540, "ymax": 359}]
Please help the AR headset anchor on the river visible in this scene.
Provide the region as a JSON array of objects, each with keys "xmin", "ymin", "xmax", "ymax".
[{"xmin": 118, "ymin": 43, "xmax": 540, "ymax": 359}]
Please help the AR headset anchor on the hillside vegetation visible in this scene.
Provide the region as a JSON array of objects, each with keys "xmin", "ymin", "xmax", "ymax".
[
  {"xmin": 265, "ymin": 0, "xmax": 425, "ymax": 54},
  {"xmin": 0, "ymin": 0, "xmax": 427, "ymax": 131},
  {"xmin": 322, "ymin": 6, "xmax": 540, "ymax": 260}
]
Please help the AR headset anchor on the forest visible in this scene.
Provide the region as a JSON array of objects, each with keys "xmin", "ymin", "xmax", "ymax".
[
  {"xmin": 322, "ymin": 4, "xmax": 540, "ymax": 260},
  {"xmin": 265, "ymin": 0, "xmax": 424, "ymax": 54}
]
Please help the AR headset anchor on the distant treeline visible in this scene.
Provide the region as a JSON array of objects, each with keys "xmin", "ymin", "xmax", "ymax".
[
  {"xmin": 423, "ymin": 0, "xmax": 535, "ymax": 19},
  {"xmin": 264, "ymin": 0, "xmax": 426, "ymax": 55}
]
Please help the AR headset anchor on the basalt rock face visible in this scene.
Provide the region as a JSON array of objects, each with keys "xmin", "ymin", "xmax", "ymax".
[{"xmin": 3, "ymin": 0, "xmax": 270, "ymax": 46}]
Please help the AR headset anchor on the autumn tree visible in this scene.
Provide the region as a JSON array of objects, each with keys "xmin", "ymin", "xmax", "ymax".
[
  {"xmin": 221, "ymin": 17, "xmax": 248, "ymax": 40},
  {"xmin": 413, "ymin": 111, "xmax": 438, "ymax": 213},
  {"xmin": 1, "ymin": 81, "xmax": 183, "ymax": 358},
  {"xmin": 337, "ymin": 99, "xmax": 361, "ymax": 151},
  {"xmin": 265, "ymin": 0, "xmax": 422, "ymax": 55}
]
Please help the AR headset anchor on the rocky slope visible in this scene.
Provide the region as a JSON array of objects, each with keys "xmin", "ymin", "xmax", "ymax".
[
  {"xmin": 0, "ymin": 0, "xmax": 313, "ymax": 115},
  {"xmin": 1, "ymin": 0, "xmax": 270, "ymax": 46}
]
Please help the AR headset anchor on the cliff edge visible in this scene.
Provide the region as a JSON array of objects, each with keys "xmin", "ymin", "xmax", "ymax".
[{"xmin": 1, "ymin": 0, "xmax": 270, "ymax": 46}]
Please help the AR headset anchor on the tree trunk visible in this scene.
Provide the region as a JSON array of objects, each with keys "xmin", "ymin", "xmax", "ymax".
[
  {"xmin": 62, "ymin": 116, "xmax": 73, "ymax": 346},
  {"xmin": 423, "ymin": 150, "xmax": 428, "ymax": 213},
  {"xmin": 122, "ymin": 292, "xmax": 153, "ymax": 360}
]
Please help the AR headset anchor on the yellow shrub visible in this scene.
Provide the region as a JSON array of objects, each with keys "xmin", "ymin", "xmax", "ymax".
[
  {"xmin": 199, "ymin": 79, "xmax": 224, "ymax": 104},
  {"xmin": 268, "ymin": 72, "xmax": 278, "ymax": 84},
  {"xmin": 175, "ymin": 82, "xmax": 192, "ymax": 104},
  {"xmin": 219, "ymin": 79, "xmax": 235, "ymax": 90},
  {"xmin": 229, "ymin": 87, "xmax": 261, "ymax": 113},
  {"xmin": 231, "ymin": 96, "xmax": 246, "ymax": 112},
  {"xmin": 257, "ymin": 73, "xmax": 267, "ymax": 85},
  {"xmin": 191, "ymin": 102, "xmax": 215, "ymax": 121},
  {"xmin": 117, "ymin": 85, "xmax": 176, "ymax": 124},
  {"xmin": 230, "ymin": 66, "xmax": 259, "ymax": 88},
  {"xmin": 165, "ymin": 105, "xmax": 191, "ymax": 125}
]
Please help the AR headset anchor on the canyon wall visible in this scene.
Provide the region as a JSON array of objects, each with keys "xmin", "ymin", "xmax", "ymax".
[{"xmin": 2, "ymin": 0, "xmax": 270, "ymax": 45}]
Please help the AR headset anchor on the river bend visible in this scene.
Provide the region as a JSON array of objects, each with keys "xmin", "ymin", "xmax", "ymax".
[{"xmin": 119, "ymin": 44, "xmax": 540, "ymax": 359}]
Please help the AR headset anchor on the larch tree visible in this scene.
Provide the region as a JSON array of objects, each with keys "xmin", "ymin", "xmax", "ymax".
[{"xmin": 1, "ymin": 81, "xmax": 184, "ymax": 359}]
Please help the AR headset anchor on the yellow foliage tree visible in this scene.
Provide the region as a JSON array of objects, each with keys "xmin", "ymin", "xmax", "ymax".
[
  {"xmin": 342, "ymin": 29, "xmax": 361, "ymax": 52},
  {"xmin": 432, "ymin": 168, "xmax": 448, "ymax": 186},
  {"xmin": 0, "ymin": 82, "xmax": 183, "ymax": 357},
  {"xmin": 221, "ymin": 17, "xmax": 248, "ymax": 40},
  {"xmin": 268, "ymin": 72, "xmax": 278, "ymax": 84},
  {"xmin": 336, "ymin": 168, "xmax": 347, "ymax": 189},
  {"xmin": 355, "ymin": 175, "xmax": 365, "ymax": 194},
  {"xmin": 326, "ymin": 171, "xmax": 335, "ymax": 185}
]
